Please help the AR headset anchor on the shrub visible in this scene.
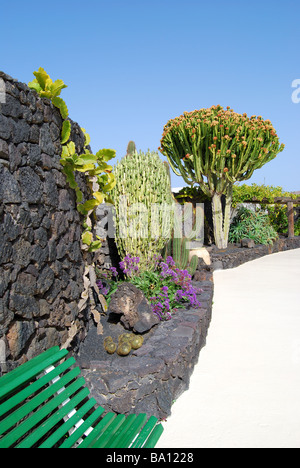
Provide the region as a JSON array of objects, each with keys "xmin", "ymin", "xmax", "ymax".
[{"xmin": 229, "ymin": 206, "xmax": 278, "ymax": 245}]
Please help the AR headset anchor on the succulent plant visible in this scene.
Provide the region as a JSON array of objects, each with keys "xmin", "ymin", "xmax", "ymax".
[
  {"xmin": 111, "ymin": 149, "xmax": 174, "ymax": 272},
  {"xmin": 126, "ymin": 140, "xmax": 137, "ymax": 157},
  {"xmin": 160, "ymin": 105, "xmax": 285, "ymax": 248},
  {"xmin": 104, "ymin": 339, "xmax": 117, "ymax": 354},
  {"xmin": 130, "ymin": 335, "xmax": 144, "ymax": 350},
  {"xmin": 117, "ymin": 342, "xmax": 132, "ymax": 356}
]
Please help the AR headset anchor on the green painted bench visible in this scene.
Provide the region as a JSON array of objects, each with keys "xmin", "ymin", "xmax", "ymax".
[{"xmin": 0, "ymin": 346, "xmax": 163, "ymax": 448}]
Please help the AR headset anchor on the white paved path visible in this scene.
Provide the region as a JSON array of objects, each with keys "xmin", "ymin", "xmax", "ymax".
[{"xmin": 157, "ymin": 249, "xmax": 300, "ymax": 448}]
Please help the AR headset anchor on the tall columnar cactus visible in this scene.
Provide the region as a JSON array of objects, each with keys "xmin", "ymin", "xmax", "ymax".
[
  {"xmin": 164, "ymin": 237, "xmax": 198, "ymax": 276},
  {"xmin": 159, "ymin": 105, "xmax": 285, "ymax": 249},
  {"xmin": 126, "ymin": 140, "xmax": 137, "ymax": 157},
  {"xmin": 111, "ymin": 149, "xmax": 174, "ymax": 272}
]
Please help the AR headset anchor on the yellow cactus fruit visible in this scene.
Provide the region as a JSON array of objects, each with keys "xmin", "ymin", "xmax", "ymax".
[
  {"xmin": 117, "ymin": 342, "xmax": 132, "ymax": 356},
  {"xmin": 104, "ymin": 341, "xmax": 117, "ymax": 354},
  {"xmin": 130, "ymin": 335, "xmax": 144, "ymax": 350}
]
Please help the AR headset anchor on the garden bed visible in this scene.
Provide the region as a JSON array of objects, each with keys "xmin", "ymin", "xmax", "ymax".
[
  {"xmin": 76, "ymin": 236, "xmax": 300, "ymax": 420},
  {"xmin": 77, "ymin": 276, "xmax": 213, "ymax": 420}
]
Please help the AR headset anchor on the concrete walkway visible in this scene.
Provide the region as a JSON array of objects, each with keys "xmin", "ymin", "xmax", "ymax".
[{"xmin": 156, "ymin": 249, "xmax": 300, "ymax": 448}]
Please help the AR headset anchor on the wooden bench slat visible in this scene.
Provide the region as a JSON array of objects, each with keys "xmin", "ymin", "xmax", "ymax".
[
  {"xmin": 0, "ymin": 367, "xmax": 81, "ymax": 438},
  {"xmin": 59, "ymin": 405, "xmax": 105, "ymax": 448},
  {"xmin": 0, "ymin": 347, "xmax": 67, "ymax": 400},
  {"xmin": 0, "ymin": 357, "xmax": 75, "ymax": 419},
  {"xmin": 130, "ymin": 415, "xmax": 160, "ymax": 448},
  {"xmin": 0, "ymin": 374, "xmax": 85, "ymax": 448},
  {"xmin": 0, "ymin": 347, "xmax": 164, "ymax": 448},
  {"xmin": 77, "ymin": 412, "xmax": 116, "ymax": 448},
  {"xmin": 142, "ymin": 423, "xmax": 164, "ymax": 448},
  {"xmin": 112, "ymin": 413, "xmax": 148, "ymax": 449},
  {"xmin": 88, "ymin": 414, "xmax": 126, "ymax": 448},
  {"xmin": 17, "ymin": 387, "xmax": 90, "ymax": 448},
  {"xmin": 38, "ymin": 397, "xmax": 98, "ymax": 448},
  {"xmin": 104, "ymin": 414, "xmax": 137, "ymax": 448}
]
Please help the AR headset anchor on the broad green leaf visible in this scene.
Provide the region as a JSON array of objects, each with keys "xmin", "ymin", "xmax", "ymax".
[
  {"xmin": 82, "ymin": 231, "xmax": 93, "ymax": 246},
  {"xmin": 74, "ymin": 163, "xmax": 95, "ymax": 172},
  {"xmin": 61, "ymin": 120, "xmax": 71, "ymax": 144},
  {"xmin": 88, "ymin": 240, "xmax": 102, "ymax": 252},
  {"xmin": 52, "ymin": 96, "xmax": 69, "ymax": 119},
  {"xmin": 50, "ymin": 79, "xmax": 67, "ymax": 98},
  {"xmin": 81, "ymin": 128, "xmax": 91, "ymax": 147},
  {"xmin": 97, "ymin": 162, "xmax": 113, "ymax": 172},
  {"xmin": 61, "ymin": 145, "xmax": 70, "ymax": 160},
  {"xmin": 102, "ymin": 177, "xmax": 116, "ymax": 193},
  {"xmin": 28, "ymin": 79, "xmax": 42, "ymax": 93},
  {"xmin": 66, "ymin": 141, "xmax": 76, "ymax": 156},
  {"xmin": 75, "ymin": 187, "xmax": 83, "ymax": 203},
  {"xmin": 39, "ymin": 89, "xmax": 53, "ymax": 99},
  {"xmin": 96, "ymin": 149, "xmax": 116, "ymax": 162},
  {"xmin": 76, "ymin": 153, "xmax": 98, "ymax": 165},
  {"xmin": 33, "ymin": 67, "xmax": 51, "ymax": 90},
  {"xmin": 62, "ymin": 165, "xmax": 77, "ymax": 189},
  {"xmin": 93, "ymin": 192, "xmax": 104, "ymax": 204},
  {"xmin": 80, "ymin": 199, "xmax": 99, "ymax": 212}
]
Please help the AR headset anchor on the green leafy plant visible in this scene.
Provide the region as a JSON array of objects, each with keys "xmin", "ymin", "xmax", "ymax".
[
  {"xmin": 28, "ymin": 68, "xmax": 116, "ymax": 252},
  {"xmin": 229, "ymin": 206, "xmax": 278, "ymax": 245},
  {"xmin": 159, "ymin": 105, "xmax": 285, "ymax": 249},
  {"xmin": 232, "ymin": 184, "xmax": 300, "ymax": 236}
]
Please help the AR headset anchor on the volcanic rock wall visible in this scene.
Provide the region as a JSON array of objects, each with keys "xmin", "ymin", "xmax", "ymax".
[{"xmin": 0, "ymin": 72, "xmax": 91, "ymax": 370}]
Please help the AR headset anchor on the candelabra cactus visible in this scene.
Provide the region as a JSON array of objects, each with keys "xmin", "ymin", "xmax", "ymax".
[
  {"xmin": 111, "ymin": 149, "xmax": 174, "ymax": 272},
  {"xmin": 159, "ymin": 105, "xmax": 285, "ymax": 249}
]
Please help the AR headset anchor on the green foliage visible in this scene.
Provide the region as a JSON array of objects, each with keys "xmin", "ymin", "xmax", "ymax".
[
  {"xmin": 229, "ymin": 206, "xmax": 278, "ymax": 245},
  {"xmin": 232, "ymin": 183, "xmax": 298, "ymax": 206},
  {"xmin": 29, "ymin": 67, "xmax": 116, "ymax": 252},
  {"xmin": 111, "ymin": 149, "xmax": 174, "ymax": 271},
  {"xmin": 28, "ymin": 68, "xmax": 69, "ymax": 117},
  {"xmin": 232, "ymin": 184, "xmax": 300, "ymax": 235}
]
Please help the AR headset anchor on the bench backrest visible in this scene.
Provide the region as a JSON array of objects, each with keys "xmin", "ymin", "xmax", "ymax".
[{"xmin": 0, "ymin": 346, "xmax": 163, "ymax": 448}]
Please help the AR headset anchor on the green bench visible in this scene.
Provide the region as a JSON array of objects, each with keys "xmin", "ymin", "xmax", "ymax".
[{"xmin": 0, "ymin": 346, "xmax": 164, "ymax": 448}]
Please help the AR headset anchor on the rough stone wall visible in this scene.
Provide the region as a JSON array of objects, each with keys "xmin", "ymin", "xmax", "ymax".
[{"xmin": 0, "ymin": 72, "xmax": 91, "ymax": 370}]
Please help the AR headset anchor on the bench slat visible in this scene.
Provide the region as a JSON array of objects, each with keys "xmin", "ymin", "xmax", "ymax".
[
  {"xmin": 0, "ymin": 374, "xmax": 85, "ymax": 448},
  {"xmin": 17, "ymin": 387, "xmax": 90, "ymax": 448},
  {"xmin": 88, "ymin": 414, "xmax": 126, "ymax": 448},
  {"xmin": 59, "ymin": 405, "xmax": 105, "ymax": 448},
  {"xmin": 104, "ymin": 414, "xmax": 137, "ymax": 448},
  {"xmin": 38, "ymin": 397, "xmax": 98, "ymax": 448},
  {"xmin": 142, "ymin": 423, "xmax": 164, "ymax": 448},
  {"xmin": 0, "ymin": 357, "xmax": 75, "ymax": 419},
  {"xmin": 77, "ymin": 412, "xmax": 116, "ymax": 448},
  {"xmin": 130, "ymin": 415, "xmax": 160, "ymax": 448},
  {"xmin": 0, "ymin": 347, "xmax": 68, "ymax": 400},
  {"xmin": 0, "ymin": 347, "xmax": 164, "ymax": 448},
  {"xmin": 0, "ymin": 367, "xmax": 81, "ymax": 438},
  {"xmin": 107, "ymin": 413, "xmax": 148, "ymax": 449}
]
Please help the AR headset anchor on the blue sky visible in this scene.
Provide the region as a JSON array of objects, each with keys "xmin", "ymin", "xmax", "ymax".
[{"xmin": 1, "ymin": 0, "xmax": 299, "ymax": 191}]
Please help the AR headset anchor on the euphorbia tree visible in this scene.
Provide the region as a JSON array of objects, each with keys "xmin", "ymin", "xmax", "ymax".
[{"xmin": 159, "ymin": 105, "xmax": 285, "ymax": 249}]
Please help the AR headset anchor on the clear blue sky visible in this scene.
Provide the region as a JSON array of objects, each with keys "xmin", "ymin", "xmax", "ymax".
[{"xmin": 1, "ymin": 0, "xmax": 299, "ymax": 191}]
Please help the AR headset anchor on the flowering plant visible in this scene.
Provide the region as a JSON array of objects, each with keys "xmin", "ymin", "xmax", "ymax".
[{"xmin": 96, "ymin": 255, "xmax": 202, "ymax": 321}]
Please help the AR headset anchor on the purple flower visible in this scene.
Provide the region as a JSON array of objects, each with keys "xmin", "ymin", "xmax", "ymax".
[{"xmin": 110, "ymin": 266, "xmax": 118, "ymax": 277}]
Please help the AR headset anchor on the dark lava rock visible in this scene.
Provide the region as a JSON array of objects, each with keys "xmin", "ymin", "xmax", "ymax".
[{"xmin": 108, "ymin": 283, "xmax": 160, "ymax": 333}]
